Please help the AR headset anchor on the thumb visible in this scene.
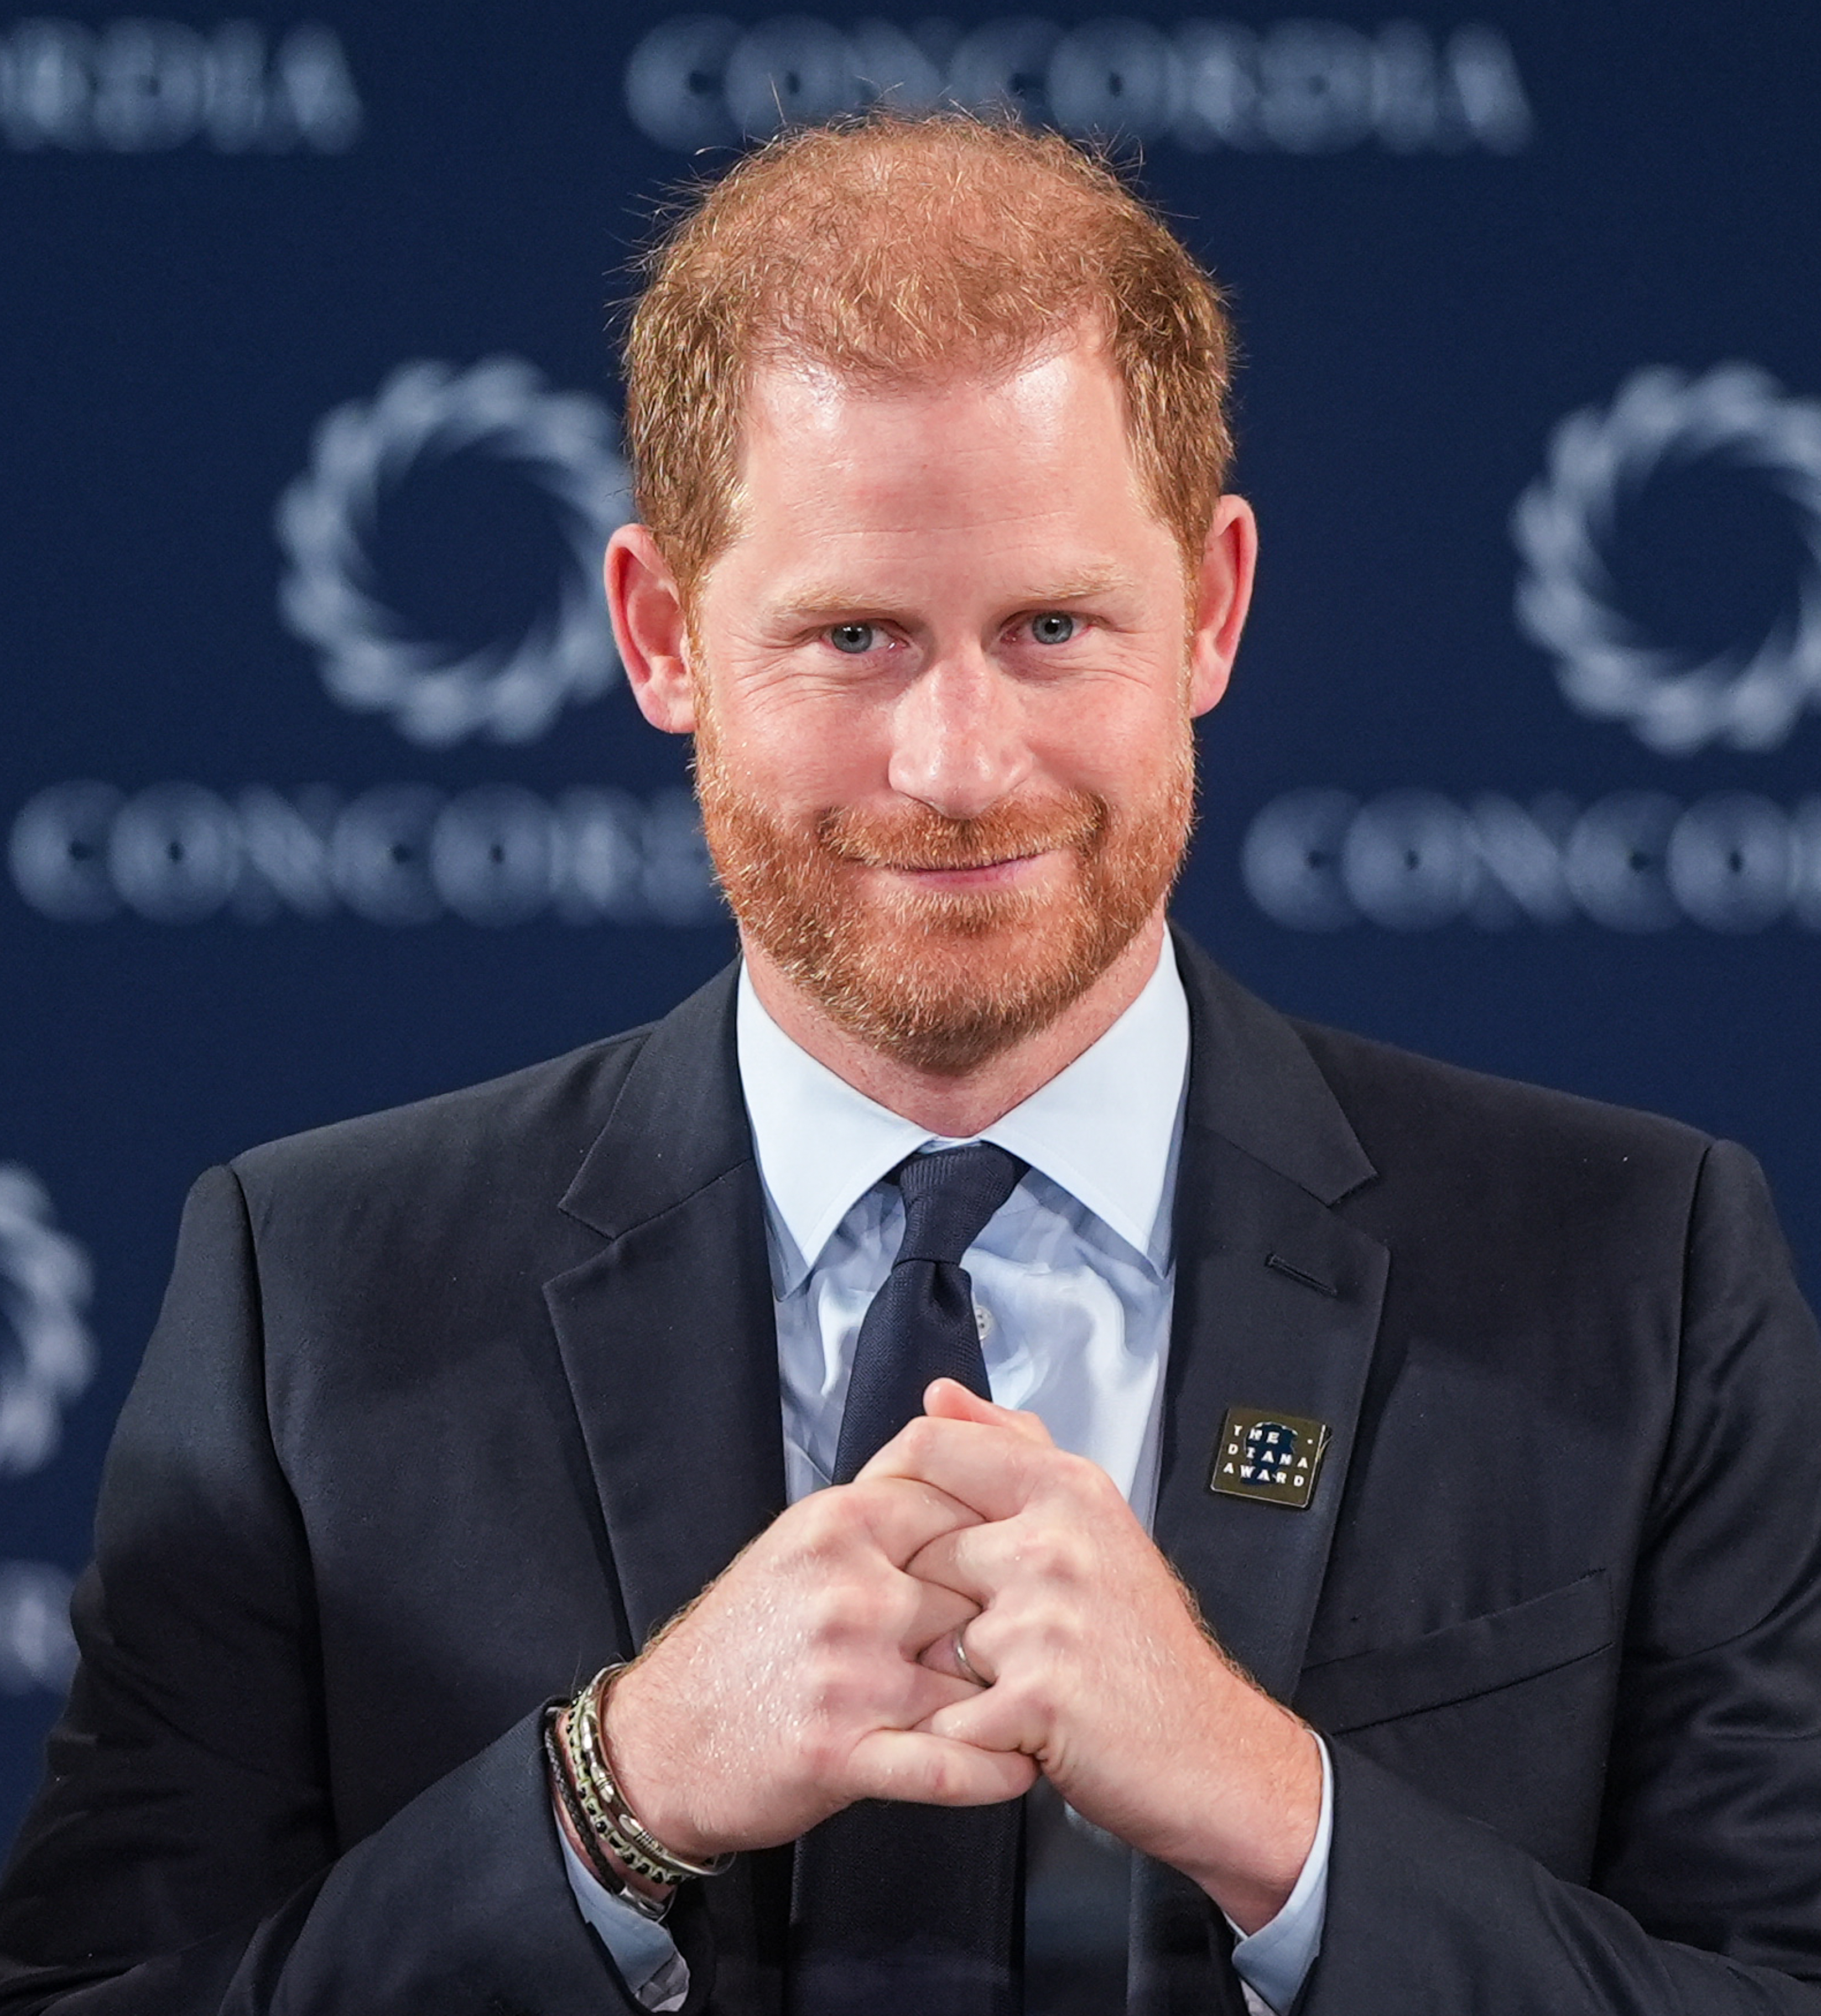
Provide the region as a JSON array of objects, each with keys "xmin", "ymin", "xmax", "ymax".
[{"xmin": 923, "ymin": 1378, "xmax": 1054, "ymax": 1447}]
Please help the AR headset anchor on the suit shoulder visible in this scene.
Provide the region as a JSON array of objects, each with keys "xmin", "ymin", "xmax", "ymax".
[
  {"xmin": 227, "ymin": 1025, "xmax": 655, "ymax": 1224},
  {"xmin": 1288, "ymin": 1015, "xmax": 1714, "ymax": 1193}
]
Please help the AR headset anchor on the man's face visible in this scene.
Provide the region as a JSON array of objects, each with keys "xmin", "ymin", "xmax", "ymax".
[{"xmin": 681, "ymin": 340, "xmax": 1236, "ymax": 1074}]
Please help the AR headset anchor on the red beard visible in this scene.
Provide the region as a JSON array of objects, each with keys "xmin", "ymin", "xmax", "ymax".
[{"xmin": 694, "ymin": 713, "xmax": 1195, "ymax": 1075}]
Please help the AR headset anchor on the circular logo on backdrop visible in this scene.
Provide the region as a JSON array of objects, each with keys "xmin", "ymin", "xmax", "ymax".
[
  {"xmin": 0, "ymin": 1166, "xmax": 95, "ymax": 1480},
  {"xmin": 1512, "ymin": 363, "xmax": 1821, "ymax": 756},
  {"xmin": 275, "ymin": 357, "xmax": 633, "ymax": 747}
]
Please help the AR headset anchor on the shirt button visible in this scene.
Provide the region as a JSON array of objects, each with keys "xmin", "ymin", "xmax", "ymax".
[{"xmin": 974, "ymin": 1303, "xmax": 993, "ymax": 1341}]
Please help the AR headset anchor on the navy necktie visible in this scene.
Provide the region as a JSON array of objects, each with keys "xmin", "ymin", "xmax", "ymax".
[
  {"xmin": 789, "ymin": 1144, "xmax": 1029, "ymax": 2016},
  {"xmin": 831, "ymin": 1143, "xmax": 1028, "ymax": 1485}
]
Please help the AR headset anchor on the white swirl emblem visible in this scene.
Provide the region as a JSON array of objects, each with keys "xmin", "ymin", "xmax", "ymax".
[
  {"xmin": 0, "ymin": 1167, "xmax": 95, "ymax": 1479},
  {"xmin": 275, "ymin": 357, "xmax": 632, "ymax": 747},
  {"xmin": 0, "ymin": 1564, "xmax": 78, "ymax": 1696},
  {"xmin": 1513, "ymin": 363, "xmax": 1821, "ymax": 755}
]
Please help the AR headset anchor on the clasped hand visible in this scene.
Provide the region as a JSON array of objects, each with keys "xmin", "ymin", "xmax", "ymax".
[{"xmin": 605, "ymin": 1379, "xmax": 1320, "ymax": 1930}]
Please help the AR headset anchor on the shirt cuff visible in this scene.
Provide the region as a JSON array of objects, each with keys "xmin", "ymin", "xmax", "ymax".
[
  {"xmin": 1227, "ymin": 1734, "xmax": 1333, "ymax": 2015},
  {"xmin": 558, "ymin": 1810, "xmax": 691, "ymax": 2012}
]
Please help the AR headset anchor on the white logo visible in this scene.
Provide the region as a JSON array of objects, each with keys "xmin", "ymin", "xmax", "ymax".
[
  {"xmin": 1244, "ymin": 785, "xmax": 1821, "ymax": 934},
  {"xmin": 0, "ymin": 1563, "xmax": 77, "ymax": 1696},
  {"xmin": 11, "ymin": 779, "xmax": 720, "ymax": 928},
  {"xmin": 626, "ymin": 15, "xmax": 1530, "ymax": 155},
  {"xmin": 0, "ymin": 1167, "xmax": 95, "ymax": 1479},
  {"xmin": 0, "ymin": 19, "xmax": 361, "ymax": 154},
  {"xmin": 275, "ymin": 357, "xmax": 632, "ymax": 748},
  {"xmin": 1513, "ymin": 365, "xmax": 1821, "ymax": 756}
]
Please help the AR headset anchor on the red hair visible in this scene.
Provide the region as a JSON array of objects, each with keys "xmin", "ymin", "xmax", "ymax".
[{"xmin": 623, "ymin": 113, "xmax": 1237, "ymax": 598}]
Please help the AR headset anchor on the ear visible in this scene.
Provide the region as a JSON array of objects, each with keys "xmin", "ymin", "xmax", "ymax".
[
  {"xmin": 605, "ymin": 523, "xmax": 698, "ymax": 735},
  {"xmin": 1187, "ymin": 493, "xmax": 1257, "ymax": 719}
]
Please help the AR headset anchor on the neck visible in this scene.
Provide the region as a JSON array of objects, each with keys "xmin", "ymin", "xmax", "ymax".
[{"xmin": 740, "ymin": 911, "xmax": 1169, "ymax": 1137}]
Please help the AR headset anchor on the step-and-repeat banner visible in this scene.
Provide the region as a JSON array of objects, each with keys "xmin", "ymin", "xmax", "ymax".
[{"xmin": 3, "ymin": 2, "xmax": 1818, "ymax": 1840}]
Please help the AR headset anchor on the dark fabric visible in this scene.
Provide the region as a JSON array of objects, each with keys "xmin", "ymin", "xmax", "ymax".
[
  {"xmin": 0, "ymin": 934, "xmax": 1819, "ymax": 2014},
  {"xmin": 1023, "ymin": 1779, "xmax": 1134, "ymax": 2014},
  {"xmin": 793, "ymin": 1144, "xmax": 1028, "ymax": 2016},
  {"xmin": 787, "ymin": 1799, "xmax": 1026, "ymax": 2016},
  {"xmin": 831, "ymin": 1142, "xmax": 1027, "ymax": 1483}
]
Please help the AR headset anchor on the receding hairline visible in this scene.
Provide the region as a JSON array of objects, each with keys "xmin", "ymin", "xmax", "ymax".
[
  {"xmin": 711, "ymin": 320, "xmax": 1179, "ymax": 588},
  {"xmin": 624, "ymin": 112, "xmax": 1237, "ymax": 601}
]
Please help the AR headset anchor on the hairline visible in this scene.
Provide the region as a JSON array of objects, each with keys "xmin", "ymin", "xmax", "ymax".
[{"xmin": 672, "ymin": 323, "xmax": 1210, "ymax": 619}]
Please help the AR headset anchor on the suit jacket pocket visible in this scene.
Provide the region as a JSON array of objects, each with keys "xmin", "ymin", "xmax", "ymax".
[{"xmin": 1293, "ymin": 1569, "xmax": 1614, "ymax": 1734}]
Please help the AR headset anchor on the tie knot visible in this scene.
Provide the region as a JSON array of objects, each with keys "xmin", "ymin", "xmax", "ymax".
[{"xmin": 893, "ymin": 1143, "xmax": 1027, "ymax": 1266}]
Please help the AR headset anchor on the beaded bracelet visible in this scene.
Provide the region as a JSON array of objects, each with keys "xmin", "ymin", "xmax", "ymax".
[{"xmin": 562, "ymin": 1663, "xmax": 735, "ymax": 1889}]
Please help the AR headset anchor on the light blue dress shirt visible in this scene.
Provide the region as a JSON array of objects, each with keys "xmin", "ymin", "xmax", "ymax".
[{"xmin": 563, "ymin": 939, "xmax": 1331, "ymax": 2014}]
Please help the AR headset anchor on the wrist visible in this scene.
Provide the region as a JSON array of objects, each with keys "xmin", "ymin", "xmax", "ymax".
[
  {"xmin": 561, "ymin": 1665, "xmax": 736, "ymax": 1885},
  {"xmin": 1172, "ymin": 1703, "xmax": 1323, "ymax": 1933},
  {"xmin": 600, "ymin": 1661, "xmax": 724, "ymax": 1865},
  {"xmin": 548, "ymin": 1704, "xmax": 680, "ymax": 1913}
]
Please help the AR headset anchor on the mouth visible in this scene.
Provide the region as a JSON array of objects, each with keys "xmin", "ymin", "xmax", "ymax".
[
  {"xmin": 870, "ymin": 850, "xmax": 1051, "ymax": 890},
  {"xmin": 816, "ymin": 800, "xmax": 1103, "ymax": 891}
]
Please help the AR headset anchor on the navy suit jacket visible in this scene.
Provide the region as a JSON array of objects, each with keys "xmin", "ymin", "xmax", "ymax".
[{"xmin": 4, "ymin": 933, "xmax": 1821, "ymax": 2013}]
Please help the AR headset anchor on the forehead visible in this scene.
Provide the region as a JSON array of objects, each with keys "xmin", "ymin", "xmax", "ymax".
[
  {"xmin": 717, "ymin": 343, "xmax": 1166, "ymax": 585},
  {"xmin": 742, "ymin": 340, "xmax": 1128, "ymax": 469}
]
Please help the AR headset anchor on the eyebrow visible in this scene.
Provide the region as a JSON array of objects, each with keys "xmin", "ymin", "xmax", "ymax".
[{"xmin": 772, "ymin": 569, "xmax": 1136, "ymax": 622}]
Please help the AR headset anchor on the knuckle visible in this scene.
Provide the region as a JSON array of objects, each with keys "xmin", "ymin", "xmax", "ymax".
[
  {"xmin": 894, "ymin": 1416, "xmax": 940, "ymax": 1467},
  {"xmin": 923, "ymin": 1416, "xmax": 964, "ymax": 1467},
  {"xmin": 1032, "ymin": 1605, "xmax": 1078, "ymax": 1662},
  {"xmin": 800, "ymin": 1646, "xmax": 862, "ymax": 1724},
  {"xmin": 1020, "ymin": 1526, "xmax": 1086, "ymax": 1584},
  {"xmin": 810, "ymin": 1575, "xmax": 888, "ymax": 1645},
  {"xmin": 1002, "ymin": 1671, "xmax": 1058, "ymax": 1727},
  {"xmin": 794, "ymin": 1491, "xmax": 856, "ymax": 1556},
  {"xmin": 1060, "ymin": 1450, "xmax": 1117, "ymax": 1507},
  {"xmin": 994, "ymin": 1593, "xmax": 1077, "ymax": 1671}
]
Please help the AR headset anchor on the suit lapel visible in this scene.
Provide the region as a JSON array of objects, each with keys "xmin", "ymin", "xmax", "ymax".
[
  {"xmin": 1154, "ymin": 933, "xmax": 1387, "ymax": 1702},
  {"xmin": 1130, "ymin": 938, "xmax": 1387, "ymax": 2016},
  {"xmin": 542, "ymin": 962, "xmax": 797, "ymax": 2007},
  {"xmin": 543, "ymin": 962, "xmax": 787, "ymax": 1654}
]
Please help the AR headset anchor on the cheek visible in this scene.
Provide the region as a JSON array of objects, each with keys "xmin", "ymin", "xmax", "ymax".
[
  {"xmin": 712, "ymin": 692, "xmax": 894, "ymax": 806},
  {"xmin": 1034, "ymin": 697, "xmax": 1189, "ymax": 802}
]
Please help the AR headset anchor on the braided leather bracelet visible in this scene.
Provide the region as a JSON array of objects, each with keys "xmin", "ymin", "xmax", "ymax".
[
  {"xmin": 561, "ymin": 1663, "xmax": 735, "ymax": 1889},
  {"xmin": 542, "ymin": 1707, "xmax": 673, "ymax": 1924}
]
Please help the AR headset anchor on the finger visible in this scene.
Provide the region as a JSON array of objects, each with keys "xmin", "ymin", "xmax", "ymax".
[
  {"xmin": 898, "ymin": 1577, "xmax": 980, "ymax": 1662},
  {"xmin": 923, "ymin": 1379, "xmax": 1054, "ymax": 1448},
  {"xmin": 837, "ymin": 1473, "xmax": 985, "ymax": 1566},
  {"xmin": 901, "ymin": 1524, "xmax": 1001, "ymax": 1607},
  {"xmin": 846, "ymin": 1727, "xmax": 1039, "ymax": 1807},
  {"xmin": 855, "ymin": 1416, "xmax": 1049, "ymax": 1522},
  {"xmin": 916, "ymin": 1622, "xmax": 996, "ymax": 1687},
  {"xmin": 891, "ymin": 1661, "xmax": 985, "ymax": 1727},
  {"xmin": 919, "ymin": 1687, "xmax": 1048, "ymax": 1759},
  {"xmin": 917, "ymin": 1628, "xmax": 963, "ymax": 1684}
]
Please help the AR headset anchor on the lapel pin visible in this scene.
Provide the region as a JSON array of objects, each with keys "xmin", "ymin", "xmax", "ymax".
[{"xmin": 1209, "ymin": 1406, "xmax": 1331, "ymax": 1509}]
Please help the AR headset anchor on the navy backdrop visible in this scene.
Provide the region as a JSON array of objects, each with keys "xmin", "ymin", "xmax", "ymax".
[{"xmin": 4, "ymin": 0, "xmax": 1820, "ymax": 1844}]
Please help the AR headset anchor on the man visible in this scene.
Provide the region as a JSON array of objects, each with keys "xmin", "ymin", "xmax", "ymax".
[{"xmin": 3, "ymin": 113, "xmax": 1820, "ymax": 2016}]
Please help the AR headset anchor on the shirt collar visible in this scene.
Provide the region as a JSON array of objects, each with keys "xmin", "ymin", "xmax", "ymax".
[{"xmin": 735, "ymin": 936, "xmax": 1190, "ymax": 1293}]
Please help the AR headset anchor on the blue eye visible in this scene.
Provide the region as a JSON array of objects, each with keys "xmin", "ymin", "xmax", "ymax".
[
  {"xmin": 829, "ymin": 623, "xmax": 876, "ymax": 655},
  {"xmin": 1031, "ymin": 612, "xmax": 1078, "ymax": 645}
]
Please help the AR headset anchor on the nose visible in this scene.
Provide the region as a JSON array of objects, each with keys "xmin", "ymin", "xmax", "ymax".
[{"xmin": 886, "ymin": 648, "xmax": 1034, "ymax": 820}]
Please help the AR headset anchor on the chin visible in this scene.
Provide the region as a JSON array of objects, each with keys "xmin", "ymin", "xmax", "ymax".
[{"xmin": 783, "ymin": 886, "xmax": 1146, "ymax": 1076}]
